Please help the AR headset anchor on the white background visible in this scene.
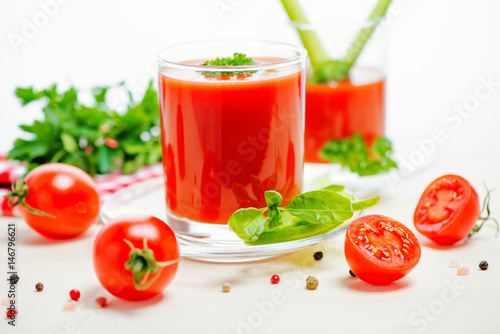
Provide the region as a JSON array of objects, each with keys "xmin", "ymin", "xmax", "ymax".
[{"xmin": 1, "ymin": 0, "xmax": 499, "ymax": 158}]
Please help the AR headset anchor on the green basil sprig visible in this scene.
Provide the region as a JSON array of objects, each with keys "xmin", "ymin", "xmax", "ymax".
[{"xmin": 228, "ymin": 188, "xmax": 378, "ymax": 245}]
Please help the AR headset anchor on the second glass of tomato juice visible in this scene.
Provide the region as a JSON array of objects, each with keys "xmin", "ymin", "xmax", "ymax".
[{"xmin": 157, "ymin": 40, "xmax": 307, "ymax": 241}]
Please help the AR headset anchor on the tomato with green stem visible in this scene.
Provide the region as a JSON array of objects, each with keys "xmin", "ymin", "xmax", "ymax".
[
  {"xmin": 414, "ymin": 175, "xmax": 498, "ymax": 245},
  {"xmin": 93, "ymin": 215, "xmax": 179, "ymax": 301},
  {"xmin": 345, "ymin": 215, "xmax": 421, "ymax": 285},
  {"xmin": 6, "ymin": 163, "xmax": 100, "ymax": 239}
]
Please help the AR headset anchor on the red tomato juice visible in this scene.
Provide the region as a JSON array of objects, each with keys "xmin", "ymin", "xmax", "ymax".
[
  {"xmin": 159, "ymin": 65, "xmax": 304, "ymax": 224},
  {"xmin": 304, "ymin": 67, "xmax": 385, "ymax": 163}
]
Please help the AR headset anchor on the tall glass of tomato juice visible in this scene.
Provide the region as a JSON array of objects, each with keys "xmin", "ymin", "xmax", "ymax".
[
  {"xmin": 157, "ymin": 40, "xmax": 307, "ymax": 240},
  {"xmin": 305, "ymin": 68, "xmax": 385, "ymax": 163}
]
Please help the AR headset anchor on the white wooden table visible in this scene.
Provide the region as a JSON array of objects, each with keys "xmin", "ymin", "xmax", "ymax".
[{"xmin": 2, "ymin": 155, "xmax": 499, "ymax": 334}]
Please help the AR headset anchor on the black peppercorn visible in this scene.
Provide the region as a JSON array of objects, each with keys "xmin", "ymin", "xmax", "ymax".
[
  {"xmin": 9, "ymin": 274, "xmax": 19, "ymax": 284},
  {"xmin": 349, "ymin": 269, "xmax": 356, "ymax": 277},
  {"xmin": 479, "ymin": 261, "xmax": 489, "ymax": 270},
  {"xmin": 313, "ymin": 251, "xmax": 323, "ymax": 261}
]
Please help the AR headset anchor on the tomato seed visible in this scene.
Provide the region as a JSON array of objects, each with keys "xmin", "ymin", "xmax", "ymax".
[
  {"xmin": 35, "ymin": 282, "xmax": 44, "ymax": 292},
  {"xmin": 271, "ymin": 275, "xmax": 280, "ymax": 284}
]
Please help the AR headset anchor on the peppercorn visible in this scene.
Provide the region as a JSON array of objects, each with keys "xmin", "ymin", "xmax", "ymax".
[
  {"xmin": 313, "ymin": 251, "xmax": 323, "ymax": 261},
  {"xmin": 222, "ymin": 282, "xmax": 231, "ymax": 292},
  {"xmin": 35, "ymin": 282, "xmax": 44, "ymax": 292},
  {"xmin": 95, "ymin": 297, "xmax": 108, "ymax": 308},
  {"xmin": 9, "ymin": 274, "xmax": 19, "ymax": 284},
  {"xmin": 306, "ymin": 276, "xmax": 318, "ymax": 290},
  {"xmin": 349, "ymin": 269, "xmax": 356, "ymax": 277},
  {"xmin": 479, "ymin": 261, "xmax": 489, "ymax": 271},
  {"xmin": 69, "ymin": 289, "xmax": 80, "ymax": 301}
]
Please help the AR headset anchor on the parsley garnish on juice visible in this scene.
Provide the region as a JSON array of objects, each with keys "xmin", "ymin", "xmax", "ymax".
[
  {"xmin": 201, "ymin": 52, "xmax": 257, "ymax": 76},
  {"xmin": 228, "ymin": 187, "xmax": 379, "ymax": 245}
]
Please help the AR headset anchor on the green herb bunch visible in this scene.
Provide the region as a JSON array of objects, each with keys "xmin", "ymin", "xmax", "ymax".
[
  {"xmin": 320, "ymin": 134, "xmax": 398, "ymax": 176},
  {"xmin": 202, "ymin": 53, "xmax": 257, "ymax": 76},
  {"xmin": 8, "ymin": 82, "xmax": 162, "ymax": 176}
]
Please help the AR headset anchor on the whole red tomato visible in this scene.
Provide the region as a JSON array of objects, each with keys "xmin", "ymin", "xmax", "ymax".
[
  {"xmin": 93, "ymin": 215, "xmax": 179, "ymax": 301},
  {"xmin": 345, "ymin": 215, "xmax": 421, "ymax": 285},
  {"xmin": 414, "ymin": 175, "xmax": 480, "ymax": 245},
  {"xmin": 8, "ymin": 163, "xmax": 100, "ymax": 239}
]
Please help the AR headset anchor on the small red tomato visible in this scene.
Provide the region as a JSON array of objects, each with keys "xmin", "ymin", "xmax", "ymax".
[
  {"xmin": 414, "ymin": 175, "xmax": 480, "ymax": 245},
  {"xmin": 69, "ymin": 289, "xmax": 81, "ymax": 301},
  {"xmin": 7, "ymin": 163, "xmax": 100, "ymax": 239},
  {"xmin": 345, "ymin": 215, "xmax": 421, "ymax": 285},
  {"xmin": 93, "ymin": 215, "xmax": 179, "ymax": 301}
]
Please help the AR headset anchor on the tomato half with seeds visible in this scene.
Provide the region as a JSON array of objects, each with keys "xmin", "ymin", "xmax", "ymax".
[
  {"xmin": 345, "ymin": 215, "xmax": 421, "ymax": 285},
  {"xmin": 414, "ymin": 175, "xmax": 480, "ymax": 245},
  {"xmin": 93, "ymin": 215, "xmax": 179, "ymax": 301}
]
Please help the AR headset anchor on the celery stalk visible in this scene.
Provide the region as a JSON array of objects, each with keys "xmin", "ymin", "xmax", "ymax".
[
  {"xmin": 281, "ymin": 0, "xmax": 393, "ymax": 83},
  {"xmin": 342, "ymin": 0, "xmax": 393, "ymax": 71},
  {"xmin": 280, "ymin": 0, "xmax": 330, "ymax": 69}
]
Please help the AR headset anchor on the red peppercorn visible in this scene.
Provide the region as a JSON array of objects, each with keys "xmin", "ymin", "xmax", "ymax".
[
  {"xmin": 69, "ymin": 289, "xmax": 81, "ymax": 301},
  {"xmin": 6, "ymin": 309, "xmax": 17, "ymax": 319},
  {"xmin": 271, "ymin": 274, "xmax": 280, "ymax": 284},
  {"xmin": 95, "ymin": 297, "xmax": 108, "ymax": 308}
]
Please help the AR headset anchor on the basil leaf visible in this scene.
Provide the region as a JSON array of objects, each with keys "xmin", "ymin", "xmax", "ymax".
[
  {"xmin": 228, "ymin": 208, "xmax": 267, "ymax": 242},
  {"xmin": 248, "ymin": 219, "xmax": 341, "ymax": 245},
  {"xmin": 264, "ymin": 190, "xmax": 283, "ymax": 229},
  {"xmin": 352, "ymin": 196, "xmax": 380, "ymax": 211},
  {"xmin": 284, "ymin": 190, "xmax": 353, "ymax": 224},
  {"xmin": 321, "ymin": 184, "xmax": 345, "ymax": 192}
]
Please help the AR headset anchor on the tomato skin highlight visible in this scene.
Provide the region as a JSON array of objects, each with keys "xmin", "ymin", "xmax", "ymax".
[
  {"xmin": 414, "ymin": 175, "xmax": 480, "ymax": 245},
  {"xmin": 19, "ymin": 163, "xmax": 100, "ymax": 239},
  {"xmin": 93, "ymin": 215, "xmax": 179, "ymax": 301},
  {"xmin": 345, "ymin": 215, "xmax": 421, "ymax": 285}
]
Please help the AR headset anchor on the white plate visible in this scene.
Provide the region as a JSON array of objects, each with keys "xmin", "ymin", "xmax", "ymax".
[
  {"xmin": 304, "ymin": 140, "xmax": 439, "ymax": 197},
  {"xmin": 100, "ymin": 177, "xmax": 363, "ymax": 263}
]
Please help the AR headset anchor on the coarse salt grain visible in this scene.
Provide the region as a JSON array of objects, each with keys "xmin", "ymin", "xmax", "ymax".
[
  {"xmin": 457, "ymin": 267, "xmax": 469, "ymax": 276},
  {"xmin": 2, "ymin": 297, "xmax": 13, "ymax": 306},
  {"xmin": 449, "ymin": 260, "xmax": 460, "ymax": 268},
  {"xmin": 63, "ymin": 301, "xmax": 77, "ymax": 312}
]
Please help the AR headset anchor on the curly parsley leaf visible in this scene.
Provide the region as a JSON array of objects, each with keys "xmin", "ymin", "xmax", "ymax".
[
  {"xmin": 320, "ymin": 134, "xmax": 398, "ymax": 176},
  {"xmin": 202, "ymin": 53, "xmax": 257, "ymax": 76}
]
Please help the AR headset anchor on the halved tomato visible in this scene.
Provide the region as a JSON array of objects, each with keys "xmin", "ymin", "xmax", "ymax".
[
  {"xmin": 345, "ymin": 215, "xmax": 421, "ymax": 285},
  {"xmin": 414, "ymin": 175, "xmax": 480, "ymax": 245}
]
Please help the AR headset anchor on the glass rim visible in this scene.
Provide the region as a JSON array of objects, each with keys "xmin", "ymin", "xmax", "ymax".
[
  {"xmin": 290, "ymin": 18, "xmax": 383, "ymax": 30},
  {"xmin": 157, "ymin": 39, "xmax": 307, "ymax": 72}
]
